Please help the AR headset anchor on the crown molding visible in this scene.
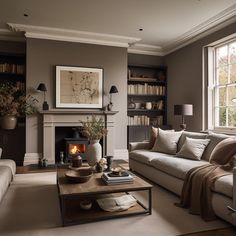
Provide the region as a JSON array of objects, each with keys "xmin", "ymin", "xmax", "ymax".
[
  {"xmin": 7, "ymin": 23, "xmax": 140, "ymax": 48},
  {"xmin": 5, "ymin": 3, "xmax": 236, "ymax": 56},
  {"xmin": 162, "ymin": 4, "xmax": 236, "ymax": 55},
  {"xmin": 0, "ymin": 28, "xmax": 25, "ymax": 42},
  {"xmin": 128, "ymin": 43, "xmax": 164, "ymax": 56}
]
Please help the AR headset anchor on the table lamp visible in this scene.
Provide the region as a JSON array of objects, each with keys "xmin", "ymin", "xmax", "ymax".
[{"xmin": 174, "ymin": 104, "xmax": 193, "ymax": 130}]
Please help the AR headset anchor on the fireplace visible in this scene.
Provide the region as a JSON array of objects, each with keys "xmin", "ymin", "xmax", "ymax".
[
  {"xmin": 64, "ymin": 137, "xmax": 89, "ymax": 161},
  {"xmin": 39, "ymin": 109, "xmax": 117, "ymax": 165}
]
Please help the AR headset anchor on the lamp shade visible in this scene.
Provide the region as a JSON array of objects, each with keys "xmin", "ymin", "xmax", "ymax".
[
  {"xmin": 37, "ymin": 83, "xmax": 47, "ymax": 92},
  {"xmin": 174, "ymin": 104, "xmax": 193, "ymax": 116},
  {"xmin": 109, "ymin": 85, "xmax": 118, "ymax": 94}
]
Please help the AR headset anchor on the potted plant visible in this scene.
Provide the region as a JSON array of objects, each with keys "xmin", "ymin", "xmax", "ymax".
[
  {"xmin": 0, "ymin": 83, "xmax": 38, "ymax": 129},
  {"xmin": 80, "ymin": 116, "xmax": 108, "ymax": 167}
]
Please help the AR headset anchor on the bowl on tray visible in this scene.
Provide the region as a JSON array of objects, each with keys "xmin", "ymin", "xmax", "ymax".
[{"xmin": 65, "ymin": 168, "xmax": 93, "ymax": 183}]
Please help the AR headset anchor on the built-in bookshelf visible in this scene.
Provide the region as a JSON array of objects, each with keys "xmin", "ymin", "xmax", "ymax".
[
  {"xmin": 127, "ymin": 64, "xmax": 168, "ymax": 145},
  {"xmin": 0, "ymin": 53, "xmax": 26, "ymax": 165}
]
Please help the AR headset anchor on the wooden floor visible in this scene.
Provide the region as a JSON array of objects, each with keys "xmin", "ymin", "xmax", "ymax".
[{"xmin": 181, "ymin": 227, "xmax": 236, "ymax": 236}]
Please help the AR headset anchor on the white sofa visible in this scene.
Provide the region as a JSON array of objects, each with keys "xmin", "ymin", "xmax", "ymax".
[
  {"xmin": 0, "ymin": 148, "xmax": 16, "ymax": 203},
  {"xmin": 129, "ymin": 131, "xmax": 236, "ymax": 225}
]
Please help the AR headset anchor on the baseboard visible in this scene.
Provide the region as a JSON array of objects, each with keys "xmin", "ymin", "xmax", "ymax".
[
  {"xmin": 23, "ymin": 153, "xmax": 42, "ymax": 166},
  {"xmin": 113, "ymin": 149, "xmax": 128, "ymax": 160}
]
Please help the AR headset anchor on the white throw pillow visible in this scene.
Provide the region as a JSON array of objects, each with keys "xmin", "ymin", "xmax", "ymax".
[
  {"xmin": 152, "ymin": 128, "xmax": 182, "ymax": 154},
  {"xmin": 176, "ymin": 137, "xmax": 210, "ymax": 160}
]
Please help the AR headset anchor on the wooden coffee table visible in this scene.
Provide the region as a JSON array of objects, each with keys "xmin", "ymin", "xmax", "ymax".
[{"xmin": 57, "ymin": 165, "xmax": 152, "ymax": 226}]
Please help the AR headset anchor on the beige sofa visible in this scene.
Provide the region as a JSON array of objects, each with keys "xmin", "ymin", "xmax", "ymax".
[
  {"xmin": 129, "ymin": 131, "xmax": 236, "ymax": 225},
  {"xmin": 0, "ymin": 148, "xmax": 16, "ymax": 203}
]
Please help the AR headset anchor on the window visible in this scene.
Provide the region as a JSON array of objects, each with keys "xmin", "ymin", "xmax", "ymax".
[{"xmin": 208, "ymin": 39, "xmax": 236, "ymax": 131}]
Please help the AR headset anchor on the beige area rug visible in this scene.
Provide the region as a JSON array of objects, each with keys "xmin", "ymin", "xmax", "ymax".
[{"xmin": 0, "ymin": 172, "xmax": 230, "ymax": 236}]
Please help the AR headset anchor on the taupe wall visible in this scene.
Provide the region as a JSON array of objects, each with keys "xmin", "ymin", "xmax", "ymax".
[
  {"xmin": 0, "ymin": 40, "xmax": 25, "ymax": 54},
  {"xmin": 26, "ymin": 38, "xmax": 127, "ymax": 154},
  {"xmin": 165, "ymin": 21, "xmax": 236, "ymax": 131},
  {"xmin": 128, "ymin": 53, "xmax": 165, "ymax": 66}
]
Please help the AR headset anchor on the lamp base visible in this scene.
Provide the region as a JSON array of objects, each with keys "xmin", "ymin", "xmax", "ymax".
[
  {"xmin": 43, "ymin": 101, "xmax": 49, "ymax": 110},
  {"xmin": 180, "ymin": 124, "xmax": 186, "ymax": 130},
  {"xmin": 107, "ymin": 102, "xmax": 113, "ymax": 111}
]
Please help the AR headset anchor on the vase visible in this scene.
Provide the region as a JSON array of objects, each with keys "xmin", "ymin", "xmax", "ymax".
[
  {"xmin": 0, "ymin": 115, "xmax": 17, "ymax": 130},
  {"xmin": 86, "ymin": 140, "xmax": 102, "ymax": 167}
]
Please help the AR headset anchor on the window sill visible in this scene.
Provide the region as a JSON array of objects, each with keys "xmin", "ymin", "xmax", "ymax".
[{"xmin": 202, "ymin": 129, "xmax": 236, "ymax": 136}]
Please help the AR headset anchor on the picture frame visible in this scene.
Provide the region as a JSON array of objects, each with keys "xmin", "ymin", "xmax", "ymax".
[{"xmin": 56, "ymin": 66, "xmax": 103, "ymax": 108}]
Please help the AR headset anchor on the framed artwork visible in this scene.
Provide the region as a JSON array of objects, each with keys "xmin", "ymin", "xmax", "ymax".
[{"xmin": 56, "ymin": 66, "xmax": 103, "ymax": 108}]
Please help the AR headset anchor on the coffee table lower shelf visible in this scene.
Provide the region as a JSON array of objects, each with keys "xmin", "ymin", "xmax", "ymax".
[{"xmin": 60, "ymin": 192, "xmax": 151, "ymax": 226}]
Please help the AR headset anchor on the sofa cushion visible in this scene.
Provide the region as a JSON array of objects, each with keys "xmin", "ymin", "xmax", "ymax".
[
  {"xmin": 0, "ymin": 159, "xmax": 16, "ymax": 175},
  {"xmin": 150, "ymin": 155, "xmax": 207, "ymax": 180},
  {"xmin": 149, "ymin": 127, "xmax": 174, "ymax": 149},
  {"xmin": 152, "ymin": 128, "xmax": 182, "ymax": 154},
  {"xmin": 209, "ymin": 138, "xmax": 236, "ymax": 165},
  {"xmin": 202, "ymin": 132, "xmax": 231, "ymax": 161},
  {"xmin": 176, "ymin": 137, "xmax": 210, "ymax": 160},
  {"xmin": 177, "ymin": 131, "xmax": 207, "ymax": 152},
  {"xmin": 212, "ymin": 175, "xmax": 233, "ymax": 198},
  {"xmin": 0, "ymin": 166, "xmax": 12, "ymax": 203},
  {"xmin": 129, "ymin": 149, "xmax": 163, "ymax": 165}
]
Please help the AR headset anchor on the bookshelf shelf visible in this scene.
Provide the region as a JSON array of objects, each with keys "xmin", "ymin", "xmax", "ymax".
[{"xmin": 127, "ymin": 64, "xmax": 168, "ymax": 146}]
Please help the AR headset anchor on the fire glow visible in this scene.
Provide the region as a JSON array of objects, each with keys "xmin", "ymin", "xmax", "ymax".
[{"xmin": 69, "ymin": 144, "xmax": 86, "ymax": 155}]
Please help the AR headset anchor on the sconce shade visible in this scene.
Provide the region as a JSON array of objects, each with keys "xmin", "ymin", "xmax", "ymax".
[
  {"xmin": 37, "ymin": 83, "xmax": 47, "ymax": 92},
  {"xmin": 109, "ymin": 85, "xmax": 118, "ymax": 94},
  {"xmin": 174, "ymin": 104, "xmax": 193, "ymax": 116}
]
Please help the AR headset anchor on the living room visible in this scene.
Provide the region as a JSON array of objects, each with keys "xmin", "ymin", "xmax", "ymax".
[{"xmin": 0, "ymin": 1, "xmax": 236, "ymax": 236}]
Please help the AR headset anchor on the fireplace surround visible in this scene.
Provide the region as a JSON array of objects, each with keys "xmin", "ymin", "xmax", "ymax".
[{"xmin": 40, "ymin": 109, "xmax": 117, "ymax": 164}]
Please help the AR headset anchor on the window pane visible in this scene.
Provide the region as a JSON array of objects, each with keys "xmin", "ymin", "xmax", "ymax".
[
  {"xmin": 229, "ymin": 42, "xmax": 236, "ymax": 64},
  {"xmin": 228, "ymin": 107, "xmax": 236, "ymax": 127},
  {"xmin": 228, "ymin": 86, "xmax": 236, "ymax": 106},
  {"xmin": 219, "ymin": 87, "xmax": 226, "ymax": 106},
  {"xmin": 215, "ymin": 107, "xmax": 226, "ymax": 127},
  {"xmin": 216, "ymin": 45, "xmax": 228, "ymax": 67},
  {"xmin": 217, "ymin": 66, "xmax": 228, "ymax": 85},
  {"xmin": 230, "ymin": 64, "xmax": 236, "ymax": 83}
]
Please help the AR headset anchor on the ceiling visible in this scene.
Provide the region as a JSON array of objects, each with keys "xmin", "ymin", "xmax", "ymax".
[{"xmin": 1, "ymin": 0, "xmax": 236, "ymax": 55}]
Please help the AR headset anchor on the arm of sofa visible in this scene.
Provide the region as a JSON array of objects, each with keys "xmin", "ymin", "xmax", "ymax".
[{"xmin": 129, "ymin": 141, "xmax": 150, "ymax": 152}]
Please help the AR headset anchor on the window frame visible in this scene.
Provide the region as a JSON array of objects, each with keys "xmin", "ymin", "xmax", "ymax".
[{"xmin": 207, "ymin": 38, "xmax": 236, "ymax": 133}]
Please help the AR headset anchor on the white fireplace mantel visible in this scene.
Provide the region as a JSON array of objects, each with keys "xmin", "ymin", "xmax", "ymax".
[{"xmin": 40, "ymin": 109, "xmax": 118, "ymax": 164}]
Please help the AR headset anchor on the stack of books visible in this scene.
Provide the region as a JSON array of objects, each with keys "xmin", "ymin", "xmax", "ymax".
[{"xmin": 102, "ymin": 171, "xmax": 134, "ymax": 185}]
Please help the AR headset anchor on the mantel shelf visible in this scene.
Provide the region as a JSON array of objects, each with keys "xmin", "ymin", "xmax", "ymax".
[{"xmin": 39, "ymin": 109, "xmax": 118, "ymax": 115}]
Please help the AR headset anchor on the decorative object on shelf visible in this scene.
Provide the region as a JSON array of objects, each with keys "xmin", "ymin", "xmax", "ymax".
[
  {"xmin": 95, "ymin": 157, "xmax": 107, "ymax": 173},
  {"xmin": 107, "ymin": 85, "xmax": 118, "ymax": 111},
  {"xmin": 37, "ymin": 83, "xmax": 49, "ymax": 110},
  {"xmin": 174, "ymin": 104, "xmax": 193, "ymax": 130},
  {"xmin": 80, "ymin": 116, "xmax": 108, "ymax": 167},
  {"xmin": 59, "ymin": 151, "xmax": 64, "ymax": 164},
  {"xmin": 145, "ymin": 102, "xmax": 152, "ymax": 110},
  {"xmin": 80, "ymin": 200, "xmax": 92, "ymax": 210},
  {"xmin": 38, "ymin": 158, "xmax": 48, "ymax": 168},
  {"xmin": 105, "ymin": 156, "xmax": 113, "ymax": 172},
  {"xmin": 56, "ymin": 66, "xmax": 103, "ymax": 108},
  {"xmin": 65, "ymin": 169, "xmax": 93, "ymax": 183},
  {"xmin": 128, "ymin": 98, "xmax": 136, "ymax": 109},
  {"xmin": 0, "ymin": 83, "xmax": 38, "ymax": 129}
]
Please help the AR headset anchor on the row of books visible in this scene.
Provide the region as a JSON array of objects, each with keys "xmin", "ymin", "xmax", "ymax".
[
  {"xmin": 102, "ymin": 172, "xmax": 134, "ymax": 185},
  {"xmin": 0, "ymin": 63, "xmax": 25, "ymax": 74},
  {"xmin": 128, "ymin": 115, "xmax": 163, "ymax": 126},
  {"xmin": 128, "ymin": 84, "xmax": 165, "ymax": 95}
]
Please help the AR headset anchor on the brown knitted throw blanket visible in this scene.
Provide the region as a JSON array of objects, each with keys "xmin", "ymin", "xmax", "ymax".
[{"xmin": 177, "ymin": 164, "xmax": 232, "ymax": 221}]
